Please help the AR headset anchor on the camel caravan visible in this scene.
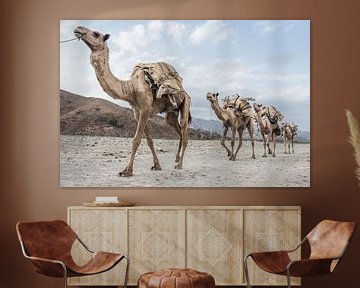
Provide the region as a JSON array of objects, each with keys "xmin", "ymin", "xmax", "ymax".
[
  {"xmin": 74, "ymin": 26, "xmax": 299, "ymax": 177},
  {"xmin": 206, "ymin": 93, "xmax": 298, "ymax": 159}
]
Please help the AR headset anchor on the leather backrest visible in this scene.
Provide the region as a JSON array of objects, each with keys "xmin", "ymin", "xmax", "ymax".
[
  {"xmin": 307, "ymin": 220, "xmax": 356, "ymax": 260},
  {"xmin": 16, "ymin": 220, "xmax": 77, "ymax": 261}
]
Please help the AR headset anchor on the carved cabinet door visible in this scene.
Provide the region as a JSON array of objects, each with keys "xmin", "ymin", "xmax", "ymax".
[
  {"xmin": 67, "ymin": 208, "xmax": 128, "ymax": 286},
  {"xmin": 186, "ymin": 209, "xmax": 243, "ymax": 285},
  {"xmin": 243, "ymin": 208, "xmax": 301, "ymax": 286},
  {"xmin": 128, "ymin": 209, "xmax": 186, "ymax": 284}
]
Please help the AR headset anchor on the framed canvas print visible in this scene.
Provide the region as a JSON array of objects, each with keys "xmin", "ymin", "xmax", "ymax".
[{"xmin": 60, "ymin": 20, "xmax": 310, "ymax": 187}]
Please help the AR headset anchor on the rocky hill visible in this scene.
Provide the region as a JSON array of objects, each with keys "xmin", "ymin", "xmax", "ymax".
[
  {"xmin": 60, "ymin": 90, "xmax": 220, "ymax": 140},
  {"xmin": 60, "ymin": 90, "xmax": 309, "ymax": 143}
]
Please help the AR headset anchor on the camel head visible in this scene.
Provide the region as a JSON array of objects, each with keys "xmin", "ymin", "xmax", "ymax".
[
  {"xmin": 253, "ymin": 103, "xmax": 263, "ymax": 113},
  {"xmin": 280, "ymin": 122, "xmax": 285, "ymax": 134},
  {"xmin": 74, "ymin": 26, "xmax": 110, "ymax": 52},
  {"xmin": 206, "ymin": 92, "xmax": 219, "ymax": 103},
  {"xmin": 291, "ymin": 123, "xmax": 299, "ymax": 134}
]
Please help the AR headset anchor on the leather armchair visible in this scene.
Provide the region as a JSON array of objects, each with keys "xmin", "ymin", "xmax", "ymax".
[
  {"xmin": 16, "ymin": 220, "xmax": 129, "ymax": 288},
  {"xmin": 244, "ymin": 220, "xmax": 356, "ymax": 288}
]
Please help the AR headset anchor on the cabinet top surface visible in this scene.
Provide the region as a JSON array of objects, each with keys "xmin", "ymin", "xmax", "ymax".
[{"xmin": 68, "ymin": 205, "xmax": 301, "ymax": 210}]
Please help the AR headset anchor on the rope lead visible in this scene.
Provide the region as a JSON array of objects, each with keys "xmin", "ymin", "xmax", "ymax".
[{"xmin": 60, "ymin": 37, "xmax": 79, "ymax": 44}]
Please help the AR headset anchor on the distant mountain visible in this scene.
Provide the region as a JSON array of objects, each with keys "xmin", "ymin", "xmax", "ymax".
[
  {"xmin": 60, "ymin": 90, "xmax": 309, "ymax": 143},
  {"xmin": 60, "ymin": 90, "xmax": 221, "ymax": 140},
  {"xmin": 192, "ymin": 117, "xmax": 310, "ymax": 143}
]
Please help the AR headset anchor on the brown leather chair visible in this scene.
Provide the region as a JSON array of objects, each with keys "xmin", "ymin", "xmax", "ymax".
[
  {"xmin": 16, "ymin": 220, "xmax": 129, "ymax": 288},
  {"xmin": 244, "ymin": 220, "xmax": 356, "ymax": 288}
]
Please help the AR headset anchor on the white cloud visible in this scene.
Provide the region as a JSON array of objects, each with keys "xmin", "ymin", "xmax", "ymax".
[
  {"xmin": 167, "ymin": 22, "xmax": 186, "ymax": 44},
  {"xmin": 112, "ymin": 21, "xmax": 187, "ymax": 57},
  {"xmin": 112, "ymin": 24, "xmax": 148, "ymax": 57},
  {"xmin": 148, "ymin": 20, "xmax": 164, "ymax": 32},
  {"xmin": 189, "ymin": 20, "xmax": 233, "ymax": 45},
  {"xmin": 253, "ymin": 20, "xmax": 295, "ymax": 36}
]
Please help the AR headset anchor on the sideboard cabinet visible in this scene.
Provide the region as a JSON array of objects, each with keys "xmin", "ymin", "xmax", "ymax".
[{"xmin": 67, "ymin": 206, "xmax": 301, "ymax": 286}]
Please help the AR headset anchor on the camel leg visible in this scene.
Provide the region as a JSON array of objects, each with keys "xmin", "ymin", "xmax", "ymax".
[
  {"xmin": 119, "ymin": 110, "xmax": 149, "ymax": 177},
  {"xmin": 229, "ymin": 127, "xmax": 236, "ymax": 161},
  {"xmin": 221, "ymin": 125, "xmax": 231, "ymax": 157},
  {"xmin": 267, "ymin": 135, "xmax": 273, "ymax": 154},
  {"xmin": 284, "ymin": 137, "xmax": 288, "ymax": 154},
  {"xmin": 288, "ymin": 140, "xmax": 291, "ymax": 154},
  {"xmin": 272, "ymin": 133, "xmax": 276, "ymax": 157},
  {"xmin": 144, "ymin": 126, "xmax": 162, "ymax": 171},
  {"xmin": 133, "ymin": 110, "xmax": 162, "ymax": 171},
  {"xmin": 232, "ymin": 129, "xmax": 244, "ymax": 161},
  {"xmin": 291, "ymin": 138, "xmax": 294, "ymax": 153},
  {"xmin": 175, "ymin": 95, "xmax": 190, "ymax": 169},
  {"xmin": 165, "ymin": 111, "xmax": 182, "ymax": 163},
  {"xmin": 261, "ymin": 133, "xmax": 267, "ymax": 157},
  {"xmin": 248, "ymin": 123, "xmax": 255, "ymax": 159}
]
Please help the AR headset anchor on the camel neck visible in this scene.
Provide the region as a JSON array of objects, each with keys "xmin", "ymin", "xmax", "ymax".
[
  {"xmin": 90, "ymin": 47, "xmax": 132, "ymax": 102},
  {"xmin": 255, "ymin": 111, "xmax": 266, "ymax": 131},
  {"xmin": 211, "ymin": 100, "xmax": 227, "ymax": 122}
]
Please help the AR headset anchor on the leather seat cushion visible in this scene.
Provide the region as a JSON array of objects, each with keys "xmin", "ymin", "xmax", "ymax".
[{"xmin": 138, "ymin": 268, "xmax": 215, "ymax": 288}]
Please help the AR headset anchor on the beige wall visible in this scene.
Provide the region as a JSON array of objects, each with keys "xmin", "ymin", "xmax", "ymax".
[{"xmin": 1, "ymin": 0, "xmax": 360, "ymax": 287}]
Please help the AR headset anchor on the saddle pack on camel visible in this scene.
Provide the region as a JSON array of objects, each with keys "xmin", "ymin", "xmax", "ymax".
[
  {"xmin": 284, "ymin": 123, "xmax": 298, "ymax": 136},
  {"xmin": 133, "ymin": 62, "xmax": 185, "ymax": 108},
  {"xmin": 263, "ymin": 106, "xmax": 284, "ymax": 124},
  {"xmin": 224, "ymin": 95, "xmax": 255, "ymax": 121},
  {"xmin": 260, "ymin": 106, "xmax": 283, "ymax": 136}
]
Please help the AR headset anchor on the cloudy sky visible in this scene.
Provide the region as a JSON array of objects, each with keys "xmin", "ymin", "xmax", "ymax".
[{"xmin": 60, "ymin": 20, "xmax": 310, "ymax": 131}]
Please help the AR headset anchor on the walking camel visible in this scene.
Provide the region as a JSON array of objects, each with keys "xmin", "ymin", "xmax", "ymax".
[
  {"xmin": 222, "ymin": 95, "xmax": 256, "ymax": 158},
  {"xmin": 206, "ymin": 92, "xmax": 255, "ymax": 160},
  {"xmin": 281, "ymin": 123, "xmax": 298, "ymax": 154},
  {"xmin": 74, "ymin": 26, "xmax": 191, "ymax": 176},
  {"xmin": 253, "ymin": 103, "xmax": 283, "ymax": 157}
]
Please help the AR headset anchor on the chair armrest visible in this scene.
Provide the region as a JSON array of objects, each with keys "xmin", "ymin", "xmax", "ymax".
[
  {"xmin": 76, "ymin": 236, "xmax": 94, "ymax": 253},
  {"xmin": 285, "ymin": 237, "xmax": 307, "ymax": 253},
  {"xmin": 287, "ymin": 258, "xmax": 335, "ymax": 277},
  {"xmin": 25, "ymin": 255, "xmax": 67, "ymax": 277},
  {"xmin": 19, "ymin": 240, "xmax": 67, "ymax": 277}
]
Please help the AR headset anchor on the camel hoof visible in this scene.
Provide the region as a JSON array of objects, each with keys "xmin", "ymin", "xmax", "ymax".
[
  {"xmin": 118, "ymin": 170, "xmax": 132, "ymax": 177},
  {"xmin": 268, "ymin": 151, "xmax": 273, "ymax": 154},
  {"xmin": 174, "ymin": 163, "xmax": 183, "ymax": 169},
  {"xmin": 272, "ymin": 154, "xmax": 276, "ymax": 157},
  {"xmin": 151, "ymin": 164, "xmax": 162, "ymax": 171},
  {"xmin": 252, "ymin": 156, "xmax": 256, "ymax": 159},
  {"xmin": 262, "ymin": 154, "xmax": 267, "ymax": 158}
]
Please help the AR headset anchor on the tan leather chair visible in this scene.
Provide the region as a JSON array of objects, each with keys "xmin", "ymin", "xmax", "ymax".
[
  {"xmin": 244, "ymin": 220, "xmax": 356, "ymax": 288},
  {"xmin": 16, "ymin": 220, "xmax": 129, "ymax": 288}
]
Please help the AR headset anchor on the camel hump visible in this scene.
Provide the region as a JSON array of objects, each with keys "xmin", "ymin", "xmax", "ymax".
[
  {"xmin": 132, "ymin": 62, "xmax": 184, "ymax": 99},
  {"xmin": 267, "ymin": 106, "xmax": 284, "ymax": 122},
  {"xmin": 132, "ymin": 62, "xmax": 183, "ymax": 84}
]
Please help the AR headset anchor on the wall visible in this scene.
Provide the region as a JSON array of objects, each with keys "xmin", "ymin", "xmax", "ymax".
[{"xmin": 1, "ymin": 0, "xmax": 360, "ymax": 287}]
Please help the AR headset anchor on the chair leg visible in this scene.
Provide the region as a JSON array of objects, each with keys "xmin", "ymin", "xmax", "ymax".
[
  {"xmin": 123, "ymin": 255, "xmax": 130, "ymax": 288},
  {"xmin": 244, "ymin": 255, "xmax": 252, "ymax": 288},
  {"xmin": 62, "ymin": 264, "xmax": 68, "ymax": 288},
  {"xmin": 286, "ymin": 269, "xmax": 292, "ymax": 288}
]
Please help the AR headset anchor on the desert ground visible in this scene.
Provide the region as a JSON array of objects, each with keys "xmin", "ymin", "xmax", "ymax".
[{"xmin": 60, "ymin": 135, "xmax": 310, "ymax": 187}]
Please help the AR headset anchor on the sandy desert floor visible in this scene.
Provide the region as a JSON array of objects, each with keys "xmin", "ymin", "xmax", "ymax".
[{"xmin": 60, "ymin": 135, "xmax": 310, "ymax": 187}]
